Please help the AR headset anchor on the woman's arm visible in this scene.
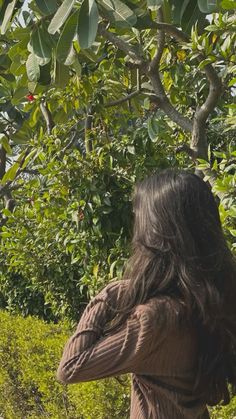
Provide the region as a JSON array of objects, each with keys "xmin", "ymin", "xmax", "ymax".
[{"xmin": 57, "ymin": 281, "xmax": 154, "ymax": 383}]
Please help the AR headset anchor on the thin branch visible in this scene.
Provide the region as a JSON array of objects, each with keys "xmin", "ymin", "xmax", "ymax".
[
  {"xmin": 0, "ymin": 148, "xmax": 30, "ymax": 198},
  {"xmin": 150, "ymin": 22, "xmax": 222, "ymax": 126},
  {"xmin": 149, "ymin": 9, "xmax": 165, "ymax": 72},
  {"xmin": 85, "ymin": 105, "xmax": 93, "ymax": 154},
  {"xmin": 195, "ymin": 64, "xmax": 222, "ymax": 124},
  {"xmin": 104, "ymin": 89, "xmax": 141, "ymax": 108},
  {"xmin": 146, "ymin": 10, "xmax": 193, "ymax": 133},
  {"xmin": 61, "ymin": 132, "xmax": 77, "ymax": 154},
  {"xmin": 176, "ymin": 143, "xmax": 195, "ymax": 158},
  {"xmin": 154, "ymin": 22, "xmax": 189, "ymax": 43},
  {"xmin": 0, "ymin": 145, "xmax": 15, "ymax": 225},
  {"xmin": 98, "ymin": 25, "xmax": 145, "ymax": 67},
  {"xmin": 40, "ymin": 100, "xmax": 54, "ymax": 135},
  {"xmin": 148, "ymin": 71, "xmax": 193, "ymax": 132}
]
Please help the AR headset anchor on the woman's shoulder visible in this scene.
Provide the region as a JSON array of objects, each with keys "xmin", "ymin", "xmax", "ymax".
[{"xmin": 134, "ymin": 295, "xmax": 186, "ymax": 331}]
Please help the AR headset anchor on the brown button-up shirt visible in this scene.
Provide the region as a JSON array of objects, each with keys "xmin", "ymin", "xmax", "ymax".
[{"xmin": 57, "ymin": 281, "xmax": 209, "ymax": 418}]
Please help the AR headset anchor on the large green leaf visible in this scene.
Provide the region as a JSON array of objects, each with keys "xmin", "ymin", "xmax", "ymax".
[
  {"xmin": 35, "ymin": 0, "xmax": 58, "ymax": 15},
  {"xmin": 78, "ymin": 0, "xmax": 99, "ymax": 49},
  {"xmin": 97, "ymin": 0, "xmax": 137, "ymax": 28},
  {"xmin": 1, "ymin": 161, "xmax": 20, "ymax": 185},
  {"xmin": 26, "ymin": 53, "xmax": 40, "ymax": 82},
  {"xmin": 10, "ymin": 58, "xmax": 24, "ymax": 76},
  {"xmin": 12, "ymin": 87, "xmax": 29, "ymax": 105},
  {"xmin": 198, "ymin": 0, "xmax": 219, "ymax": 12},
  {"xmin": 30, "ymin": 26, "xmax": 52, "ymax": 64},
  {"xmin": 147, "ymin": 0, "xmax": 163, "ymax": 10},
  {"xmin": 0, "ymin": 73, "xmax": 15, "ymax": 82},
  {"xmin": 0, "ymin": 133, "xmax": 12, "ymax": 154},
  {"xmin": 182, "ymin": 0, "xmax": 207, "ymax": 33},
  {"xmin": 54, "ymin": 60, "xmax": 70, "ymax": 88},
  {"xmin": 48, "ymin": 0, "xmax": 76, "ymax": 35},
  {"xmin": 56, "ymin": 10, "xmax": 78, "ymax": 63},
  {"xmin": 39, "ymin": 61, "xmax": 52, "ymax": 85},
  {"xmin": 221, "ymin": 0, "xmax": 236, "ymax": 9},
  {"xmin": 0, "ymin": 0, "xmax": 17, "ymax": 34},
  {"xmin": 0, "ymin": 0, "xmax": 12, "ymax": 25},
  {"xmin": 172, "ymin": 0, "xmax": 191, "ymax": 25},
  {"xmin": 0, "ymin": 54, "xmax": 11, "ymax": 69}
]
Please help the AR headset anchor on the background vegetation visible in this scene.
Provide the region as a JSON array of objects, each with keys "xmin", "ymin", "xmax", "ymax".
[{"xmin": 0, "ymin": 0, "xmax": 235, "ymax": 417}]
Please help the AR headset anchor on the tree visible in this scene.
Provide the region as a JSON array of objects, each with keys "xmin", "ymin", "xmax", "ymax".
[{"xmin": 0, "ymin": 0, "xmax": 235, "ymax": 318}]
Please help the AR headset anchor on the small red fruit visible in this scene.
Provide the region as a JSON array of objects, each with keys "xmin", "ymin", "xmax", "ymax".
[
  {"xmin": 26, "ymin": 93, "xmax": 35, "ymax": 102},
  {"xmin": 79, "ymin": 211, "xmax": 84, "ymax": 221}
]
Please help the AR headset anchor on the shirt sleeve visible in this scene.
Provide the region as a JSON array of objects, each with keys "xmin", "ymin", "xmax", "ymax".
[{"xmin": 56, "ymin": 281, "xmax": 154, "ymax": 384}]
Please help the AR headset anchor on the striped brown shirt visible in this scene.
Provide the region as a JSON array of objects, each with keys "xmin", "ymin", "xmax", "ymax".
[{"xmin": 57, "ymin": 281, "xmax": 209, "ymax": 418}]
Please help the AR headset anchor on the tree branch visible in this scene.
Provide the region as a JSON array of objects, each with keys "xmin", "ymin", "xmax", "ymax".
[
  {"xmin": 0, "ymin": 148, "xmax": 30, "ymax": 198},
  {"xmin": 98, "ymin": 25, "xmax": 145, "ymax": 67},
  {"xmin": 154, "ymin": 22, "xmax": 189, "ymax": 43},
  {"xmin": 149, "ymin": 20, "xmax": 222, "ymax": 160},
  {"xmin": 85, "ymin": 105, "xmax": 94, "ymax": 154},
  {"xmin": 0, "ymin": 145, "xmax": 15, "ymax": 226},
  {"xmin": 147, "ymin": 12, "xmax": 193, "ymax": 133},
  {"xmin": 40, "ymin": 100, "xmax": 54, "ymax": 135},
  {"xmin": 149, "ymin": 9, "xmax": 165, "ymax": 72},
  {"xmin": 104, "ymin": 89, "xmax": 141, "ymax": 108}
]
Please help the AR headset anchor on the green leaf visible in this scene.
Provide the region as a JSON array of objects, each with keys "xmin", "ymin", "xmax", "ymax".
[
  {"xmin": 221, "ymin": 0, "xmax": 236, "ymax": 9},
  {"xmin": 26, "ymin": 53, "xmax": 40, "ymax": 82},
  {"xmin": 31, "ymin": 26, "xmax": 52, "ymax": 64},
  {"xmin": 97, "ymin": 0, "xmax": 137, "ymax": 28},
  {"xmin": 56, "ymin": 10, "xmax": 78, "ymax": 63},
  {"xmin": 198, "ymin": 56, "xmax": 216, "ymax": 69},
  {"xmin": 78, "ymin": 0, "xmax": 99, "ymax": 49},
  {"xmin": 0, "ymin": 54, "xmax": 11, "ymax": 69},
  {"xmin": 147, "ymin": 117, "xmax": 160, "ymax": 141},
  {"xmin": 54, "ymin": 60, "xmax": 70, "ymax": 88},
  {"xmin": 0, "ymin": 134, "xmax": 12, "ymax": 154},
  {"xmin": 228, "ymin": 77, "xmax": 236, "ymax": 87},
  {"xmin": 198, "ymin": 0, "xmax": 211, "ymax": 11},
  {"xmin": 35, "ymin": 0, "xmax": 58, "ymax": 15},
  {"xmin": 1, "ymin": 0, "xmax": 17, "ymax": 34},
  {"xmin": 198, "ymin": 0, "xmax": 219, "ymax": 12},
  {"xmin": 21, "ymin": 150, "xmax": 38, "ymax": 170},
  {"xmin": 182, "ymin": 0, "xmax": 207, "ymax": 34},
  {"xmin": 10, "ymin": 58, "xmax": 24, "ymax": 76},
  {"xmin": 48, "ymin": 0, "xmax": 76, "ymax": 35},
  {"xmin": 207, "ymin": 0, "xmax": 220, "ymax": 11},
  {"xmin": 1, "ymin": 162, "xmax": 20, "ymax": 185},
  {"xmin": 38, "ymin": 61, "xmax": 52, "ymax": 85},
  {"xmin": 172, "ymin": 0, "xmax": 191, "ymax": 25},
  {"xmin": 0, "ymin": 73, "xmax": 15, "ymax": 82},
  {"xmin": 12, "ymin": 87, "xmax": 29, "ymax": 105},
  {"xmin": 147, "ymin": 0, "xmax": 163, "ymax": 10}
]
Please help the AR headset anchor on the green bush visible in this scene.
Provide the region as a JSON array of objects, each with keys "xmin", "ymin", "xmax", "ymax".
[
  {"xmin": 0, "ymin": 310, "xmax": 236, "ymax": 418},
  {"xmin": 0, "ymin": 310, "xmax": 130, "ymax": 419}
]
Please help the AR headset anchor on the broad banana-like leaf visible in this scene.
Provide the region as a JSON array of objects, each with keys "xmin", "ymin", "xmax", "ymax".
[
  {"xmin": 78, "ymin": 0, "xmax": 99, "ymax": 49},
  {"xmin": 48, "ymin": 0, "xmax": 76, "ymax": 34},
  {"xmin": 56, "ymin": 10, "xmax": 79, "ymax": 62},
  {"xmin": 26, "ymin": 53, "xmax": 40, "ymax": 82},
  {"xmin": 97, "ymin": 0, "xmax": 137, "ymax": 27}
]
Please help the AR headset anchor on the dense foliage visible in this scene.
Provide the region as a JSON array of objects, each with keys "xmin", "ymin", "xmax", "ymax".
[
  {"xmin": 0, "ymin": 310, "xmax": 130, "ymax": 418},
  {"xmin": 0, "ymin": 0, "xmax": 235, "ymax": 319},
  {"xmin": 0, "ymin": 0, "xmax": 235, "ymax": 417},
  {"xmin": 0, "ymin": 309, "xmax": 235, "ymax": 418}
]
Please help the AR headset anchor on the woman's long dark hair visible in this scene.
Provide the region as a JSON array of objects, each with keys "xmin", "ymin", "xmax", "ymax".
[{"xmin": 107, "ymin": 169, "xmax": 236, "ymax": 405}]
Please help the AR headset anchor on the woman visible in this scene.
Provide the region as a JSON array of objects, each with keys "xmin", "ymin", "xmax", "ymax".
[{"xmin": 57, "ymin": 169, "xmax": 236, "ymax": 418}]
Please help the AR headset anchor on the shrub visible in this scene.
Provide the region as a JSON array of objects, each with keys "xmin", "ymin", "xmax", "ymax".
[
  {"xmin": 0, "ymin": 310, "xmax": 130, "ymax": 419},
  {"xmin": 0, "ymin": 309, "xmax": 236, "ymax": 418}
]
